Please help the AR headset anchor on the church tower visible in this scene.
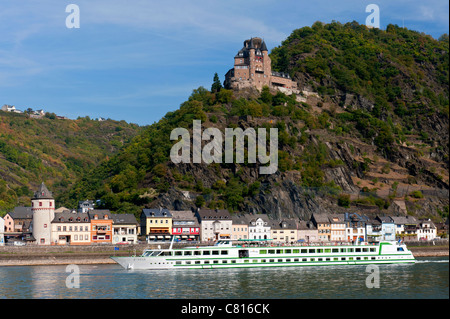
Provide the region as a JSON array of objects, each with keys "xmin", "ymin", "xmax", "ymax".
[{"xmin": 32, "ymin": 183, "xmax": 55, "ymax": 245}]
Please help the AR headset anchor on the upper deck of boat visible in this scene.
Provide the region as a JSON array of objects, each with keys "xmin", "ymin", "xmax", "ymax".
[{"xmin": 144, "ymin": 240, "xmax": 402, "ymax": 253}]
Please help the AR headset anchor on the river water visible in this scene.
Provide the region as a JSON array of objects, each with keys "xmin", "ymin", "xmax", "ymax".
[{"xmin": 0, "ymin": 257, "xmax": 447, "ymax": 299}]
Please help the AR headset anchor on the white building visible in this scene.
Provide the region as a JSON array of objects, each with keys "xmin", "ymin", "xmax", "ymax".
[
  {"xmin": 344, "ymin": 213, "xmax": 367, "ymax": 242},
  {"xmin": 51, "ymin": 210, "xmax": 91, "ymax": 245},
  {"xmin": 31, "ymin": 183, "xmax": 55, "ymax": 245},
  {"xmin": 1, "ymin": 104, "xmax": 16, "ymax": 112},
  {"xmin": 330, "ymin": 214, "xmax": 346, "ymax": 242},
  {"xmin": 297, "ymin": 220, "xmax": 318, "ymax": 243},
  {"xmin": 417, "ymin": 219, "xmax": 437, "ymax": 241},
  {"xmin": 196, "ymin": 209, "xmax": 232, "ymax": 242},
  {"xmin": 112, "ymin": 214, "xmax": 139, "ymax": 244},
  {"xmin": 248, "ymin": 215, "xmax": 271, "ymax": 240}
]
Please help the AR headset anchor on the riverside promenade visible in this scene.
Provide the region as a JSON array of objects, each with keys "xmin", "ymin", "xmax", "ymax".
[{"xmin": 0, "ymin": 241, "xmax": 448, "ymax": 266}]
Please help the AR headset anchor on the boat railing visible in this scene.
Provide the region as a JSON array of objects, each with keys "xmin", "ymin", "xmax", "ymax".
[{"xmin": 234, "ymin": 240, "xmax": 382, "ymax": 248}]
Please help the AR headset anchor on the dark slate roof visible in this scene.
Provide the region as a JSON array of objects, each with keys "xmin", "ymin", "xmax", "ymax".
[
  {"xmin": 33, "ymin": 182, "xmax": 53, "ymax": 199},
  {"xmin": 53, "ymin": 211, "xmax": 90, "ymax": 223},
  {"xmin": 142, "ymin": 208, "xmax": 172, "ymax": 218},
  {"xmin": 269, "ymin": 219, "xmax": 298, "ymax": 230},
  {"xmin": 111, "ymin": 213, "xmax": 138, "ymax": 225},
  {"xmin": 9, "ymin": 207, "xmax": 33, "ymax": 219},
  {"xmin": 260, "ymin": 40, "xmax": 268, "ymax": 51},
  {"xmin": 311, "ymin": 213, "xmax": 330, "ymax": 224},
  {"xmin": 197, "ymin": 209, "xmax": 231, "ymax": 220},
  {"xmin": 88, "ymin": 209, "xmax": 112, "ymax": 220},
  {"xmin": 298, "ymin": 220, "xmax": 317, "ymax": 230}
]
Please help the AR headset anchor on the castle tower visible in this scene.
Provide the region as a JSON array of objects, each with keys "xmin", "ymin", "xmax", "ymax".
[{"xmin": 32, "ymin": 182, "xmax": 55, "ymax": 245}]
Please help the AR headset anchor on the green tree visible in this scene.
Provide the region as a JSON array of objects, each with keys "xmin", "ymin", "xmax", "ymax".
[{"xmin": 211, "ymin": 72, "xmax": 223, "ymax": 93}]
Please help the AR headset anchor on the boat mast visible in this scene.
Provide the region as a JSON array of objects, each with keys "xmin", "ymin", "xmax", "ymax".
[{"xmin": 169, "ymin": 235, "xmax": 175, "ymax": 250}]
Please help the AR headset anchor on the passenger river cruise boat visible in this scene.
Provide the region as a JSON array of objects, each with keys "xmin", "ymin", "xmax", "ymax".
[{"xmin": 111, "ymin": 240, "xmax": 415, "ymax": 270}]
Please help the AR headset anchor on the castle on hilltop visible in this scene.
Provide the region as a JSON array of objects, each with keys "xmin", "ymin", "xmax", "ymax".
[{"xmin": 224, "ymin": 37, "xmax": 298, "ymax": 94}]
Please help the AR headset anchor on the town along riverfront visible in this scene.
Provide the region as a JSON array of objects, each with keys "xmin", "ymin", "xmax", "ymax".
[
  {"xmin": 0, "ymin": 257, "xmax": 447, "ymax": 299},
  {"xmin": 0, "ymin": 241, "xmax": 447, "ymax": 266}
]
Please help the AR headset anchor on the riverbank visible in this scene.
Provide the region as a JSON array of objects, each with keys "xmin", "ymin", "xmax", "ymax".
[
  {"xmin": 409, "ymin": 246, "xmax": 449, "ymax": 257},
  {"xmin": 0, "ymin": 243, "xmax": 447, "ymax": 266}
]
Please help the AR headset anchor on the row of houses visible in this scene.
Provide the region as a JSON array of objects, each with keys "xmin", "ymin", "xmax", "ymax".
[
  {"xmin": 139, "ymin": 208, "xmax": 445, "ymax": 244},
  {"xmin": 1, "ymin": 206, "xmax": 139, "ymax": 246},
  {"xmin": 1, "ymin": 104, "xmax": 45, "ymax": 116},
  {"xmin": 0, "ymin": 184, "xmax": 139, "ymax": 246},
  {"xmin": 1, "ymin": 183, "xmax": 447, "ymax": 246}
]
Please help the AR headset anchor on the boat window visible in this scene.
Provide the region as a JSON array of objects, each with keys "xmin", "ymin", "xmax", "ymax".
[
  {"xmin": 269, "ymin": 259, "xmax": 274, "ymax": 263},
  {"xmin": 194, "ymin": 251, "xmax": 201, "ymax": 255},
  {"xmin": 318, "ymin": 258, "xmax": 323, "ymax": 261},
  {"xmin": 150, "ymin": 251, "xmax": 161, "ymax": 256},
  {"xmin": 203, "ymin": 250, "xmax": 210, "ymax": 255},
  {"xmin": 176, "ymin": 261, "xmax": 182, "ymax": 265},
  {"xmin": 317, "ymin": 249, "xmax": 323, "ymax": 253},
  {"xmin": 334, "ymin": 257, "xmax": 338, "ymax": 261},
  {"xmin": 363, "ymin": 248, "xmax": 368, "ymax": 252},
  {"xmin": 212, "ymin": 250, "xmax": 219, "ymax": 255},
  {"xmin": 293, "ymin": 249, "xmax": 299, "ymax": 254},
  {"xmin": 276, "ymin": 249, "xmax": 283, "ymax": 254},
  {"xmin": 370, "ymin": 248, "xmax": 376, "ymax": 252},
  {"xmin": 184, "ymin": 251, "xmax": 192, "ymax": 256},
  {"xmin": 162, "ymin": 251, "xmax": 172, "ymax": 256},
  {"xmin": 397, "ymin": 247, "xmax": 404, "ymax": 252},
  {"xmin": 355, "ymin": 248, "xmax": 361, "ymax": 253},
  {"xmin": 175, "ymin": 251, "xmax": 183, "ymax": 256},
  {"xmin": 268, "ymin": 249, "xmax": 275, "ymax": 254},
  {"xmin": 332, "ymin": 248, "xmax": 339, "ymax": 253},
  {"xmin": 309, "ymin": 249, "xmax": 315, "ymax": 254},
  {"xmin": 195, "ymin": 261, "xmax": 201, "ymax": 264},
  {"xmin": 348, "ymin": 248, "xmax": 354, "ymax": 252},
  {"xmin": 285, "ymin": 249, "xmax": 291, "ymax": 254},
  {"xmin": 238, "ymin": 250, "xmax": 249, "ymax": 258},
  {"xmin": 301, "ymin": 249, "xmax": 307, "ymax": 254},
  {"xmin": 220, "ymin": 250, "xmax": 228, "ymax": 255},
  {"xmin": 143, "ymin": 251, "xmax": 152, "ymax": 257},
  {"xmin": 326, "ymin": 258, "xmax": 331, "ymax": 261},
  {"xmin": 340, "ymin": 248, "xmax": 346, "ymax": 253},
  {"xmin": 260, "ymin": 250, "xmax": 267, "ymax": 254},
  {"xmin": 324, "ymin": 248, "xmax": 331, "ymax": 253},
  {"xmin": 204, "ymin": 260, "xmax": 209, "ymax": 264}
]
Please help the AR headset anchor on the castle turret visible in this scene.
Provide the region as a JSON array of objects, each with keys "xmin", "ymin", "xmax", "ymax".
[{"xmin": 32, "ymin": 182, "xmax": 55, "ymax": 245}]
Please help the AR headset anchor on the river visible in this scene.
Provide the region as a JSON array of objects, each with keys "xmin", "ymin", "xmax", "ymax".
[{"xmin": 0, "ymin": 257, "xmax": 447, "ymax": 299}]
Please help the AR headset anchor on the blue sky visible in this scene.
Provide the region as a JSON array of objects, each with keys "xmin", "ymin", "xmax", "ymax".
[{"xmin": 0, "ymin": 0, "xmax": 448, "ymax": 126}]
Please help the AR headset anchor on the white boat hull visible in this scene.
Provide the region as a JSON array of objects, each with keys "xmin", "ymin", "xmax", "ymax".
[{"xmin": 111, "ymin": 241, "xmax": 415, "ymax": 270}]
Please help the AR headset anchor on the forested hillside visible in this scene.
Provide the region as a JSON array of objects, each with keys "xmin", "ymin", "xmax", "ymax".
[
  {"xmin": 54, "ymin": 22, "xmax": 450, "ymax": 222},
  {"xmin": 0, "ymin": 112, "xmax": 141, "ymax": 213}
]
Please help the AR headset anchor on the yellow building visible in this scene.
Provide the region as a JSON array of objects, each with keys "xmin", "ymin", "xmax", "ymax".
[
  {"xmin": 140, "ymin": 208, "xmax": 173, "ymax": 241},
  {"xmin": 311, "ymin": 213, "xmax": 331, "ymax": 242}
]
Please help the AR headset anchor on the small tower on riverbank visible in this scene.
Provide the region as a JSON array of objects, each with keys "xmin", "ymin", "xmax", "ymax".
[{"xmin": 31, "ymin": 183, "xmax": 55, "ymax": 245}]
